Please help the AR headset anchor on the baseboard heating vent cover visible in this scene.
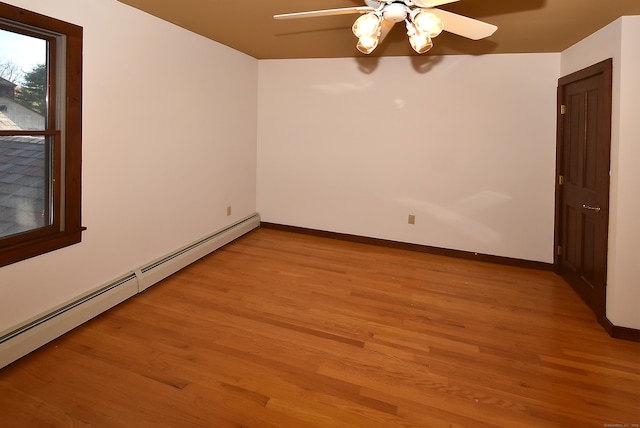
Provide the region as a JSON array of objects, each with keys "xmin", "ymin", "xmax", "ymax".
[
  {"xmin": 137, "ymin": 213, "xmax": 260, "ymax": 291},
  {"xmin": 0, "ymin": 273, "xmax": 139, "ymax": 369},
  {"xmin": 0, "ymin": 213, "xmax": 261, "ymax": 369}
]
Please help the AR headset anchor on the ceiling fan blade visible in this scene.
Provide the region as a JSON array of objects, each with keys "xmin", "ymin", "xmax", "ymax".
[
  {"xmin": 412, "ymin": 0, "xmax": 459, "ymax": 7},
  {"xmin": 274, "ymin": 6, "xmax": 374, "ymax": 20},
  {"xmin": 377, "ymin": 19, "xmax": 396, "ymax": 45},
  {"xmin": 430, "ymin": 9, "xmax": 497, "ymax": 40}
]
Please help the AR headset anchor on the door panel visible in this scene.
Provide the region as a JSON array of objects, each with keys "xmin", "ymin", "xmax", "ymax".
[
  {"xmin": 555, "ymin": 59, "xmax": 612, "ymax": 318},
  {"xmin": 585, "ymin": 90, "xmax": 599, "ymax": 190},
  {"xmin": 564, "ymin": 205, "xmax": 579, "ymax": 271},
  {"xmin": 582, "ymin": 216, "xmax": 596, "ymax": 286}
]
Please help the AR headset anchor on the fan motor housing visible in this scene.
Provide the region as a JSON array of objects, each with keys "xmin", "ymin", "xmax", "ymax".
[{"xmin": 383, "ymin": 3, "xmax": 408, "ymax": 22}]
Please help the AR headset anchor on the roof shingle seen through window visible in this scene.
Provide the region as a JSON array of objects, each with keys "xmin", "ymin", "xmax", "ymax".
[{"xmin": 0, "ymin": 135, "xmax": 48, "ymax": 238}]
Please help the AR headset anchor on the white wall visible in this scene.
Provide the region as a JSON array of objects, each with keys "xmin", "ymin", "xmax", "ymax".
[
  {"xmin": 258, "ymin": 54, "xmax": 560, "ymax": 263},
  {"xmin": 561, "ymin": 16, "xmax": 640, "ymax": 330},
  {"xmin": 0, "ymin": 0, "xmax": 258, "ymax": 334},
  {"xmin": 1, "ymin": 2, "xmax": 634, "ymax": 338}
]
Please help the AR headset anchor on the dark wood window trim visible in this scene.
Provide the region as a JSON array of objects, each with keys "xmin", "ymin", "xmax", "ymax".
[{"xmin": 0, "ymin": 3, "xmax": 84, "ymax": 267}]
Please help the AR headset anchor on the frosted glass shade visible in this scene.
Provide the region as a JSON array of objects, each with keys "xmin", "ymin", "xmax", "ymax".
[
  {"xmin": 357, "ymin": 34, "xmax": 380, "ymax": 54},
  {"xmin": 352, "ymin": 13, "xmax": 382, "ymax": 38},
  {"xmin": 413, "ymin": 11, "xmax": 444, "ymax": 37},
  {"xmin": 409, "ymin": 33, "xmax": 433, "ymax": 54}
]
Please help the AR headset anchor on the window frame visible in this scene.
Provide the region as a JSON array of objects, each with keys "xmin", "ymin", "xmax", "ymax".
[{"xmin": 0, "ymin": 3, "xmax": 84, "ymax": 267}]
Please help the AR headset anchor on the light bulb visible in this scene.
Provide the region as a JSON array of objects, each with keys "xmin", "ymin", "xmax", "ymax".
[
  {"xmin": 412, "ymin": 11, "xmax": 443, "ymax": 37},
  {"xmin": 357, "ymin": 34, "xmax": 379, "ymax": 54},
  {"xmin": 352, "ymin": 13, "xmax": 381, "ymax": 38}
]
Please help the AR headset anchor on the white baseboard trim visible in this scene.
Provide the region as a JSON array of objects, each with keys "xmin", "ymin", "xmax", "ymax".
[{"xmin": 0, "ymin": 213, "xmax": 261, "ymax": 370}]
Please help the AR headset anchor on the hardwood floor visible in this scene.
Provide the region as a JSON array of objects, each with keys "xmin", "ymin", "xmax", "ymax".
[{"xmin": 0, "ymin": 227, "xmax": 638, "ymax": 427}]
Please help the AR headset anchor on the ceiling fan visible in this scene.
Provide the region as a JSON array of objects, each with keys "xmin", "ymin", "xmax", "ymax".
[{"xmin": 274, "ymin": 0, "xmax": 497, "ymax": 54}]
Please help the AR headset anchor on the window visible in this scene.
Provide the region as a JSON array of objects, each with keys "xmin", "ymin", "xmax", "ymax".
[{"xmin": 0, "ymin": 4, "xmax": 83, "ymax": 267}]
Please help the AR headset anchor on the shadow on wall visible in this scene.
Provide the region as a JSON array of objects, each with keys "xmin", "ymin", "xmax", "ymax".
[{"xmin": 354, "ymin": 55, "xmax": 445, "ymax": 74}]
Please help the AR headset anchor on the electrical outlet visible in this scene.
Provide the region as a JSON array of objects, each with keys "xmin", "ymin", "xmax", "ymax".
[
  {"xmin": 226, "ymin": 206, "xmax": 232, "ymax": 216},
  {"xmin": 408, "ymin": 214, "xmax": 416, "ymax": 225}
]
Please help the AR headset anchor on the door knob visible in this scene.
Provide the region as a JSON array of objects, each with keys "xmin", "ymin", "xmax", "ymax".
[{"xmin": 582, "ymin": 204, "xmax": 601, "ymax": 213}]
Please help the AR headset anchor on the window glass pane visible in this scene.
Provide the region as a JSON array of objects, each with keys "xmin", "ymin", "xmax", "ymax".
[
  {"xmin": 0, "ymin": 135, "xmax": 52, "ymax": 238},
  {"xmin": 0, "ymin": 28, "xmax": 47, "ymax": 130}
]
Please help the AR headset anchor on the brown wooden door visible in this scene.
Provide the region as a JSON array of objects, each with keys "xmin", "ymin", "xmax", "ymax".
[{"xmin": 555, "ymin": 59, "xmax": 612, "ymax": 318}]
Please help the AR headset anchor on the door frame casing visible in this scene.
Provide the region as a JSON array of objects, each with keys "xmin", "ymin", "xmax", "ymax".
[{"xmin": 554, "ymin": 58, "xmax": 613, "ymax": 331}]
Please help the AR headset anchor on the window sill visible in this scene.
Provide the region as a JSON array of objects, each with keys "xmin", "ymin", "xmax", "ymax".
[{"xmin": 0, "ymin": 227, "xmax": 86, "ymax": 268}]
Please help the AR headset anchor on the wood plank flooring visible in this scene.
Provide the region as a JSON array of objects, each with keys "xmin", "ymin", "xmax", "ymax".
[{"xmin": 1, "ymin": 227, "xmax": 638, "ymax": 427}]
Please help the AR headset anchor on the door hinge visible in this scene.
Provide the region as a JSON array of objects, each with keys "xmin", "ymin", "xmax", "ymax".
[
  {"xmin": 558, "ymin": 175, "xmax": 565, "ymax": 185},
  {"xmin": 560, "ymin": 104, "xmax": 566, "ymax": 115},
  {"xmin": 557, "ymin": 245, "xmax": 562, "ymax": 256}
]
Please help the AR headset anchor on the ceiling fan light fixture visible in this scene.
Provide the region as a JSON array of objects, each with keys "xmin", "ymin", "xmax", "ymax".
[
  {"xmin": 357, "ymin": 34, "xmax": 380, "ymax": 54},
  {"xmin": 411, "ymin": 10, "xmax": 444, "ymax": 37},
  {"xmin": 352, "ymin": 12, "xmax": 382, "ymax": 38},
  {"xmin": 275, "ymin": 1, "xmax": 499, "ymax": 57}
]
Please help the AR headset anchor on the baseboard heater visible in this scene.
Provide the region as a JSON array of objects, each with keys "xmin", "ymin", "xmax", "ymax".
[{"xmin": 0, "ymin": 213, "xmax": 261, "ymax": 370}]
